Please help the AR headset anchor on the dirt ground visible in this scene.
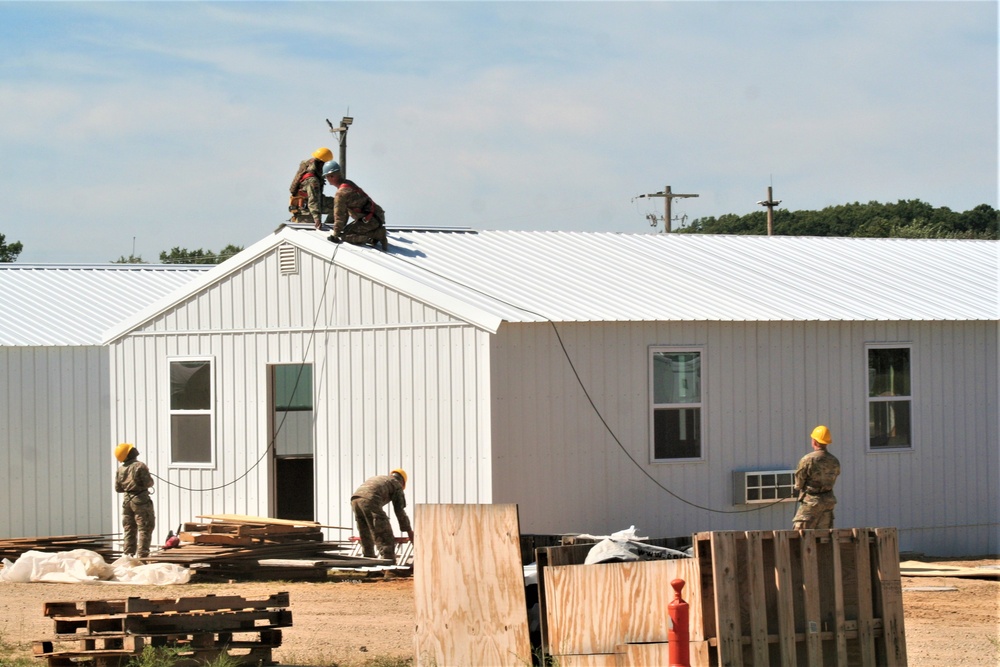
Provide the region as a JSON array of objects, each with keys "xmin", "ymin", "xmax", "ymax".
[{"xmin": 0, "ymin": 560, "xmax": 997, "ymax": 666}]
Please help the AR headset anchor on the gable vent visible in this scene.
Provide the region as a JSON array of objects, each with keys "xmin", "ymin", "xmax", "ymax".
[{"xmin": 278, "ymin": 245, "xmax": 298, "ymax": 275}]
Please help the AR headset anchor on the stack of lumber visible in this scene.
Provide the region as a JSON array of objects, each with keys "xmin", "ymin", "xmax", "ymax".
[
  {"xmin": 32, "ymin": 592, "xmax": 289, "ymax": 666},
  {"xmin": 144, "ymin": 514, "xmax": 389, "ymax": 580},
  {"xmin": 0, "ymin": 534, "xmax": 116, "ymax": 562}
]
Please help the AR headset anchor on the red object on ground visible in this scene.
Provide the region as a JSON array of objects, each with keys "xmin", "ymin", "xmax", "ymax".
[{"xmin": 668, "ymin": 578, "xmax": 690, "ymax": 667}]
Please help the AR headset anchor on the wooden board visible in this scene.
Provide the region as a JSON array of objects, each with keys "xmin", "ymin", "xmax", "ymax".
[
  {"xmin": 875, "ymin": 528, "xmax": 907, "ymax": 666},
  {"xmin": 196, "ymin": 514, "xmax": 320, "ymax": 527},
  {"xmin": 544, "ymin": 557, "xmax": 701, "ymax": 655},
  {"xmin": 412, "ymin": 504, "xmax": 531, "ymax": 667},
  {"xmin": 899, "ymin": 561, "xmax": 1000, "ymax": 579}
]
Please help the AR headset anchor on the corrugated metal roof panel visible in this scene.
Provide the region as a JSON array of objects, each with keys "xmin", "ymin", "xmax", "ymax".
[
  {"xmin": 0, "ymin": 264, "xmax": 211, "ymax": 346},
  {"xmin": 335, "ymin": 230, "xmax": 998, "ymax": 323}
]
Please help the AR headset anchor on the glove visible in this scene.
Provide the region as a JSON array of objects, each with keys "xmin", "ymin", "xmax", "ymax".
[{"xmin": 328, "ymin": 234, "xmax": 342, "ymax": 244}]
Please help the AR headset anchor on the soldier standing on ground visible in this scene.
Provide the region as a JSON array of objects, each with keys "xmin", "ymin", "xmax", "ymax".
[
  {"xmin": 351, "ymin": 469, "xmax": 413, "ymax": 560},
  {"xmin": 114, "ymin": 443, "xmax": 156, "ymax": 557},
  {"xmin": 792, "ymin": 425, "xmax": 841, "ymax": 529}
]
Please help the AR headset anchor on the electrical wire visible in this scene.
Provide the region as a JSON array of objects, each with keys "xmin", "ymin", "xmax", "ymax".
[{"xmin": 387, "ymin": 251, "xmax": 788, "ymax": 514}]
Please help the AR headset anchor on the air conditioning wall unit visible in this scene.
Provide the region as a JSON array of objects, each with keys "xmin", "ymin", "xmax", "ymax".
[{"xmin": 733, "ymin": 469, "xmax": 797, "ymax": 505}]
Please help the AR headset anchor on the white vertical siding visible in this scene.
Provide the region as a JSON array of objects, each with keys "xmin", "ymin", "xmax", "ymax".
[
  {"xmin": 110, "ymin": 246, "xmax": 493, "ymax": 543},
  {"xmin": 0, "ymin": 346, "xmax": 111, "ymax": 537},
  {"xmin": 491, "ymin": 320, "xmax": 998, "ymax": 556}
]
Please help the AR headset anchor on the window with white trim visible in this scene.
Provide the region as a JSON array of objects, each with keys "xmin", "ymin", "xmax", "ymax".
[
  {"xmin": 867, "ymin": 345, "xmax": 912, "ymax": 450},
  {"xmin": 169, "ymin": 358, "xmax": 214, "ymax": 465},
  {"xmin": 650, "ymin": 348, "xmax": 703, "ymax": 460}
]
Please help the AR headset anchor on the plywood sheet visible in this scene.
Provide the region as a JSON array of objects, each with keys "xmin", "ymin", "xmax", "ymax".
[
  {"xmin": 614, "ymin": 641, "xmax": 712, "ymax": 667},
  {"xmin": 545, "ymin": 557, "xmax": 700, "ymax": 655},
  {"xmin": 412, "ymin": 504, "xmax": 531, "ymax": 667}
]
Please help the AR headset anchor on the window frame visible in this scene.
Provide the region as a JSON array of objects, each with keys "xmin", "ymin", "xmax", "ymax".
[
  {"xmin": 649, "ymin": 346, "xmax": 706, "ymax": 463},
  {"xmin": 168, "ymin": 356, "xmax": 216, "ymax": 468},
  {"xmin": 865, "ymin": 343, "xmax": 915, "ymax": 453}
]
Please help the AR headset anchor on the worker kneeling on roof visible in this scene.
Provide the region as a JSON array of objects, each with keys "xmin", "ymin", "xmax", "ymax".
[
  {"xmin": 323, "ymin": 161, "xmax": 389, "ymax": 251},
  {"xmin": 114, "ymin": 443, "xmax": 156, "ymax": 558},
  {"xmin": 351, "ymin": 469, "xmax": 413, "ymax": 560}
]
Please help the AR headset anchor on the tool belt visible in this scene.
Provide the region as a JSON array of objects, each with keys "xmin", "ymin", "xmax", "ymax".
[{"xmin": 288, "ymin": 194, "xmax": 309, "ymax": 213}]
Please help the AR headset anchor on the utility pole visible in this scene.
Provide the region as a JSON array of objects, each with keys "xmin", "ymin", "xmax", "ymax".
[
  {"xmin": 637, "ymin": 185, "xmax": 700, "ymax": 233},
  {"xmin": 326, "ymin": 116, "xmax": 354, "ymax": 177},
  {"xmin": 757, "ymin": 186, "xmax": 781, "ymax": 236}
]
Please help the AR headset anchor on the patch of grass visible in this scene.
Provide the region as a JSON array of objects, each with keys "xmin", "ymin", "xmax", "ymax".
[
  {"xmin": 0, "ymin": 630, "xmax": 32, "ymax": 667},
  {"xmin": 124, "ymin": 646, "xmax": 251, "ymax": 667}
]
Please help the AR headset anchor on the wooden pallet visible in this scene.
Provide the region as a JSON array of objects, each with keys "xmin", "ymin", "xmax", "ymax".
[
  {"xmin": 693, "ymin": 528, "xmax": 906, "ymax": 667},
  {"xmin": 32, "ymin": 592, "xmax": 290, "ymax": 666}
]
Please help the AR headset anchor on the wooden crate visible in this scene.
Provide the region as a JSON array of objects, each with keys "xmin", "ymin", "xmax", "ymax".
[{"xmin": 539, "ymin": 528, "xmax": 906, "ymax": 667}]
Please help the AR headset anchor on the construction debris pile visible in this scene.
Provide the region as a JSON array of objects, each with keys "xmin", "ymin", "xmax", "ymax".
[
  {"xmin": 33, "ymin": 592, "xmax": 289, "ymax": 666},
  {"xmin": 144, "ymin": 514, "xmax": 411, "ymax": 580},
  {"xmin": 0, "ymin": 534, "xmax": 115, "ymax": 562}
]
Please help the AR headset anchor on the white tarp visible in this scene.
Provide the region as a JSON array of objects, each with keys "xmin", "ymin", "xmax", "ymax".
[{"xmin": 0, "ymin": 549, "xmax": 191, "ymax": 585}]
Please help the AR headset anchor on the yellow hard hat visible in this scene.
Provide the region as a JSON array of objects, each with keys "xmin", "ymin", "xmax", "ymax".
[
  {"xmin": 114, "ymin": 442, "xmax": 135, "ymax": 462},
  {"xmin": 391, "ymin": 468, "xmax": 408, "ymax": 488},
  {"xmin": 312, "ymin": 147, "xmax": 334, "ymax": 162},
  {"xmin": 810, "ymin": 425, "xmax": 832, "ymax": 446}
]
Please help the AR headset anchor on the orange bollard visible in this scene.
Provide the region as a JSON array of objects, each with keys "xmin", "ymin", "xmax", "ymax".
[{"xmin": 668, "ymin": 577, "xmax": 690, "ymax": 667}]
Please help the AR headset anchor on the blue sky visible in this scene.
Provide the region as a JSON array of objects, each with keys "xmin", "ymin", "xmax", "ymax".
[{"xmin": 1, "ymin": 1, "xmax": 996, "ymax": 263}]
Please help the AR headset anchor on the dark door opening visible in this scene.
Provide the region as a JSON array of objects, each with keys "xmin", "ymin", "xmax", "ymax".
[{"xmin": 270, "ymin": 364, "xmax": 315, "ymax": 522}]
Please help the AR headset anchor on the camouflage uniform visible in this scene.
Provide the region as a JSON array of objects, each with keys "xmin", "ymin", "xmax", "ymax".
[
  {"xmin": 115, "ymin": 456, "xmax": 155, "ymax": 557},
  {"xmin": 331, "ymin": 180, "xmax": 388, "ymax": 249},
  {"xmin": 792, "ymin": 448, "xmax": 841, "ymax": 529},
  {"xmin": 351, "ymin": 474, "xmax": 411, "ymax": 559},
  {"xmin": 289, "ymin": 158, "xmax": 333, "ymax": 227}
]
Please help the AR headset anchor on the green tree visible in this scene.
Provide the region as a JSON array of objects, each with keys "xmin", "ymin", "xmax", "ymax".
[
  {"xmin": 112, "ymin": 254, "xmax": 147, "ymax": 264},
  {"xmin": 158, "ymin": 245, "xmax": 244, "ymax": 265},
  {"xmin": 0, "ymin": 233, "xmax": 24, "ymax": 262}
]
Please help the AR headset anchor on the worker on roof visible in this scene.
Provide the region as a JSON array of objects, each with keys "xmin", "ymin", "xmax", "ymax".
[
  {"xmin": 351, "ymin": 469, "xmax": 413, "ymax": 561},
  {"xmin": 289, "ymin": 147, "xmax": 335, "ymax": 229},
  {"xmin": 114, "ymin": 443, "xmax": 156, "ymax": 558},
  {"xmin": 792, "ymin": 425, "xmax": 841, "ymax": 530},
  {"xmin": 322, "ymin": 161, "xmax": 389, "ymax": 251}
]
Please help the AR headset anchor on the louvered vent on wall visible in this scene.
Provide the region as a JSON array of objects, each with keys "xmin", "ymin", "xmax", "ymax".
[
  {"xmin": 278, "ymin": 245, "xmax": 298, "ymax": 275},
  {"xmin": 733, "ymin": 469, "xmax": 797, "ymax": 504}
]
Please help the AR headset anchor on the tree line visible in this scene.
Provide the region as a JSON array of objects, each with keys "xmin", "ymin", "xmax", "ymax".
[{"xmin": 677, "ymin": 200, "xmax": 997, "ymax": 239}]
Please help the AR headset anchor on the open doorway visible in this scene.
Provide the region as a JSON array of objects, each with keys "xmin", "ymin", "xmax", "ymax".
[{"xmin": 270, "ymin": 364, "xmax": 314, "ymax": 521}]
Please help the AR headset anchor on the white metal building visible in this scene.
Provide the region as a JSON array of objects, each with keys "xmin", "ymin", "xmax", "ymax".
[
  {"xmin": 104, "ymin": 229, "xmax": 999, "ymax": 556},
  {"xmin": 0, "ymin": 264, "xmax": 209, "ymax": 538}
]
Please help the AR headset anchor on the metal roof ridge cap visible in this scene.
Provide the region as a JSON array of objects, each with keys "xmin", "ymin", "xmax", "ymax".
[{"xmin": 293, "ymin": 233, "xmax": 507, "ymax": 333}]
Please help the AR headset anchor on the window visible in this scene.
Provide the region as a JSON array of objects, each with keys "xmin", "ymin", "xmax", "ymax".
[
  {"xmin": 650, "ymin": 348, "xmax": 703, "ymax": 460},
  {"xmin": 272, "ymin": 364, "xmax": 313, "ymax": 457},
  {"xmin": 169, "ymin": 359, "xmax": 214, "ymax": 465},
  {"xmin": 867, "ymin": 345, "xmax": 912, "ymax": 450}
]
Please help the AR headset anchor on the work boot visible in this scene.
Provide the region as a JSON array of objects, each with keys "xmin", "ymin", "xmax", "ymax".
[{"xmin": 374, "ymin": 228, "xmax": 389, "ymax": 252}]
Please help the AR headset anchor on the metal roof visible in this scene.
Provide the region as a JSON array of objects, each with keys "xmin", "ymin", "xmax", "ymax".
[
  {"xmin": 0, "ymin": 264, "xmax": 211, "ymax": 346},
  {"xmin": 316, "ymin": 229, "xmax": 998, "ymax": 323}
]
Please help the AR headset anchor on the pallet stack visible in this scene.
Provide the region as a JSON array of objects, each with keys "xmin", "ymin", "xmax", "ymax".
[
  {"xmin": 32, "ymin": 592, "xmax": 291, "ymax": 667},
  {"xmin": 143, "ymin": 514, "xmax": 390, "ymax": 580}
]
